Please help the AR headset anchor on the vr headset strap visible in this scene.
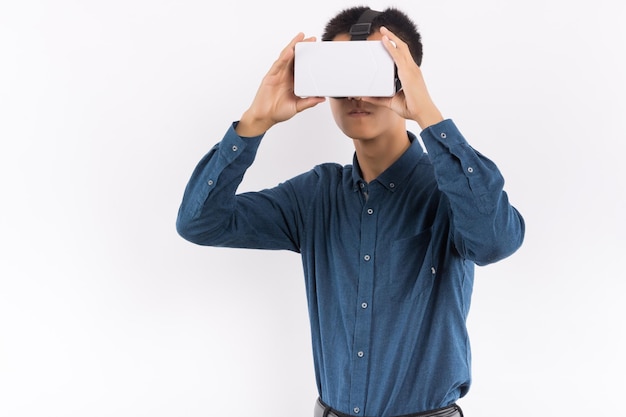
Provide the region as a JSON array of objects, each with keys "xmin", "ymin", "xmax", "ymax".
[{"xmin": 349, "ymin": 9, "xmax": 382, "ymax": 41}]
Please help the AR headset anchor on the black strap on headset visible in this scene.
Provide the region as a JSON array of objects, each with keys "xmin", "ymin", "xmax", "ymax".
[{"xmin": 349, "ymin": 8, "xmax": 382, "ymax": 41}]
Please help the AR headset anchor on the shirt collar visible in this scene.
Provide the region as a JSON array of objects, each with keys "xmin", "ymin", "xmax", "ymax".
[{"xmin": 351, "ymin": 131, "xmax": 424, "ymax": 192}]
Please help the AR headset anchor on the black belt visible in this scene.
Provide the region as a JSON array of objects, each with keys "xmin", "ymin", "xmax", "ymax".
[{"xmin": 314, "ymin": 398, "xmax": 463, "ymax": 417}]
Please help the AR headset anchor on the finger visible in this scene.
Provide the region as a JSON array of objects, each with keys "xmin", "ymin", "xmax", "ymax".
[
  {"xmin": 296, "ymin": 96, "xmax": 326, "ymax": 113},
  {"xmin": 379, "ymin": 26, "xmax": 410, "ymax": 61},
  {"xmin": 361, "ymin": 96, "xmax": 392, "ymax": 108},
  {"xmin": 282, "ymin": 32, "xmax": 306, "ymax": 62},
  {"xmin": 379, "ymin": 26, "xmax": 406, "ymax": 48},
  {"xmin": 268, "ymin": 33, "xmax": 306, "ymax": 76}
]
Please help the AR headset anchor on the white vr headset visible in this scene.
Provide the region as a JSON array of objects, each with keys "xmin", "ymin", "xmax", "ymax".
[{"xmin": 294, "ymin": 8, "xmax": 402, "ymax": 98}]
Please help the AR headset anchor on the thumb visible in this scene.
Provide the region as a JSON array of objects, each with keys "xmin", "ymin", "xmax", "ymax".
[
  {"xmin": 296, "ymin": 96, "xmax": 326, "ymax": 113},
  {"xmin": 361, "ymin": 96, "xmax": 393, "ymax": 108}
]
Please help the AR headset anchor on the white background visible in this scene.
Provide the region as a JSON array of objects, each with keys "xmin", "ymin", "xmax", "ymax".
[{"xmin": 1, "ymin": 1, "xmax": 625, "ymax": 416}]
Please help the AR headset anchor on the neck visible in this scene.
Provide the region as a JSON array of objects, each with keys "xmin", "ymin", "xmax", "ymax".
[{"xmin": 353, "ymin": 129, "xmax": 411, "ymax": 183}]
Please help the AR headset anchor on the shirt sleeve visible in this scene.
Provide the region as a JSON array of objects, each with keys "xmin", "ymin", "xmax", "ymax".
[
  {"xmin": 175, "ymin": 122, "xmax": 311, "ymax": 252},
  {"xmin": 420, "ymin": 119, "xmax": 525, "ymax": 265}
]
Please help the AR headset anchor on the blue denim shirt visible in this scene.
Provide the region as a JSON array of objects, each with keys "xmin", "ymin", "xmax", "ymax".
[{"xmin": 176, "ymin": 119, "xmax": 524, "ymax": 417}]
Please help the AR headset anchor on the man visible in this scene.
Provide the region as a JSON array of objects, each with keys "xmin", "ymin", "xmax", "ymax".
[{"xmin": 176, "ymin": 6, "xmax": 525, "ymax": 417}]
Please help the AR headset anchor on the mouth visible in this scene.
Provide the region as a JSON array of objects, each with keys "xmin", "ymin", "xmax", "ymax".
[{"xmin": 348, "ymin": 109, "xmax": 372, "ymax": 117}]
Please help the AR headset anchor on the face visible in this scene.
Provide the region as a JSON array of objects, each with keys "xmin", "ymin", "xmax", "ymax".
[{"xmin": 329, "ymin": 31, "xmax": 405, "ymax": 141}]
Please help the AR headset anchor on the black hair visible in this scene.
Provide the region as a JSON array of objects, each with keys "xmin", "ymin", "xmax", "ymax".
[{"xmin": 321, "ymin": 6, "xmax": 423, "ymax": 66}]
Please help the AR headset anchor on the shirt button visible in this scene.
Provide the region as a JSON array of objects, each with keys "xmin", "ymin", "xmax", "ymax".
[
  {"xmin": 357, "ymin": 351, "xmax": 364, "ymax": 358},
  {"xmin": 354, "ymin": 407, "xmax": 361, "ymax": 414},
  {"xmin": 440, "ymin": 132, "xmax": 447, "ymax": 139},
  {"xmin": 431, "ymin": 267, "xmax": 436, "ymax": 274},
  {"xmin": 361, "ymin": 302, "xmax": 368, "ymax": 309},
  {"xmin": 359, "ymin": 182, "xmax": 365, "ymax": 188},
  {"xmin": 367, "ymin": 208, "xmax": 373, "ymax": 215},
  {"xmin": 207, "ymin": 180, "xmax": 214, "ymax": 186},
  {"xmin": 363, "ymin": 254, "xmax": 371, "ymax": 261},
  {"xmin": 389, "ymin": 182, "xmax": 395, "ymax": 188},
  {"xmin": 467, "ymin": 167, "xmax": 474, "ymax": 173},
  {"xmin": 232, "ymin": 145, "xmax": 238, "ymax": 152}
]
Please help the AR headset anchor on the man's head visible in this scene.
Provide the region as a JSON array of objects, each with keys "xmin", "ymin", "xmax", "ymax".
[
  {"xmin": 322, "ymin": 6, "xmax": 422, "ymax": 66},
  {"xmin": 321, "ymin": 6, "xmax": 422, "ymax": 142}
]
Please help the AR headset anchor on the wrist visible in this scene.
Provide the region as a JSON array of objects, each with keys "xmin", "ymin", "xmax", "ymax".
[
  {"xmin": 235, "ymin": 110, "xmax": 274, "ymax": 137},
  {"xmin": 413, "ymin": 103, "xmax": 444, "ymax": 130}
]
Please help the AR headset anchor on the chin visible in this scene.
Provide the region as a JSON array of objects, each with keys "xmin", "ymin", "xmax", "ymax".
[
  {"xmin": 345, "ymin": 131, "xmax": 379, "ymax": 141},
  {"xmin": 335, "ymin": 120, "xmax": 371, "ymax": 138}
]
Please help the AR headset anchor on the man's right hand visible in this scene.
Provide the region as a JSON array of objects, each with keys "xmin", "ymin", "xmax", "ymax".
[{"xmin": 235, "ymin": 33, "xmax": 326, "ymax": 138}]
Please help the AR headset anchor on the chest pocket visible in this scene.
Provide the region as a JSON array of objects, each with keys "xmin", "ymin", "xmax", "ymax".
[{"xmin": 386, "ymin": 227, "xmax": 436, "ymax": 302}]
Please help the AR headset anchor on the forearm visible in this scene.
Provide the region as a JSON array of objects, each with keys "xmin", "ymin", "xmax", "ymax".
[
  {"xmin": 176, "ymin": 123, "xmax": 264, "ymax": 245},
  {"xmin": 420, "ymin": 119, "xmax": 525, "ymax": 264},
  {"xmin": 176, "ymin": 122, "xmax": 310, "ymax": 252}
]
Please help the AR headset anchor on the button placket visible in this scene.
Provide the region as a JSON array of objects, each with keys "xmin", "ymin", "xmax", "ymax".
[{"xmin": 350, "ymin": 194, "xmax": 377, "ymax": 413}]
